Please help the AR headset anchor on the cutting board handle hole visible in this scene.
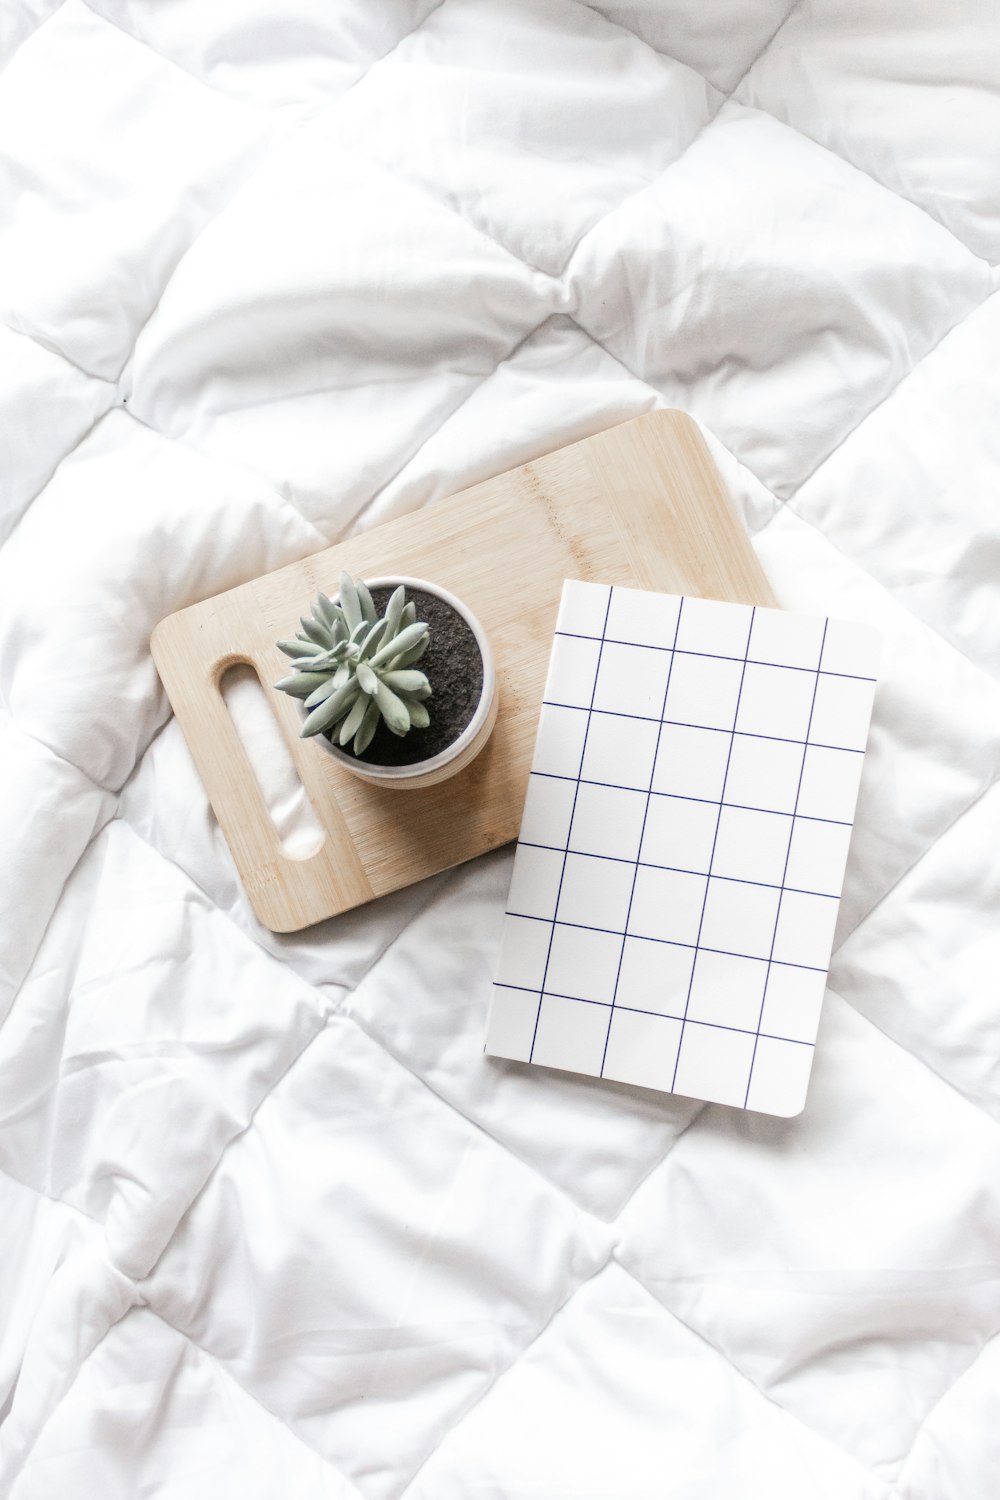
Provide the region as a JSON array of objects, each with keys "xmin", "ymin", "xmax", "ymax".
[{"xmin": 219, "ymin": 663, "xmax": 326, "ymax": 861}]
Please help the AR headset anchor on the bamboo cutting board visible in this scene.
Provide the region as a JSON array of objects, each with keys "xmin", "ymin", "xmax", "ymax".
[{"xmin": 151, "ymin": 411, "xmax": 775, "ymax": 932}]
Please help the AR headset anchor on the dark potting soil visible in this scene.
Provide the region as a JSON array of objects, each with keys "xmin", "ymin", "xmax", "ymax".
[{"xmin": 326, "ymin": 585, "xmax": 484, "ymax": 767}]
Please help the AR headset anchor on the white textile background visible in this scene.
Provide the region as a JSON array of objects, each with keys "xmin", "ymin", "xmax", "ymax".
[{"xmin": 2, "ymin": 3, "xmax": 1000, "ymax": 1497}]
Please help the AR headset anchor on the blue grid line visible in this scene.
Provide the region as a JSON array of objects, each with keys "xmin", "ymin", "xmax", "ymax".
[
  {"xmin": 670, "ymin": 609, "xmax": 757, "ymax": 1092},
  {"xmin": 543, "ymin": 700, "xmax": 866, "ymax": 754},
  {"xmin": 517, "ymin": 840, "xmax": 839, "ymax": 899},
  {"xmin": 504, "ymin": 911, "xmax": 829, "ymax": 971},
  {"xmin": 743, "ymin": 621, "xmax": 830, "ymax": 1107},
  {"xmin": 494, "ymin": 983, "xmax": 815, "ymax": 1048},
  {"xmin": 528, "ymin": 585, "xmax": 613, "ymax": 1065},
  {"xmin": 529, "ymin": 771, "xmax": 853, "ymax": 827},
  {"xmin": 599, "ymin": 598, "xmax": 684, "ymax": 1077},
  {"xmin": 555, "ymin": 629, "xmax": 876, "ymax": 683}
]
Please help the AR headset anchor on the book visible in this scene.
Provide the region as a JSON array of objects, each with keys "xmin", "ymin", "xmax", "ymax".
[{"xmin": 485, "ymin": 579, "xmax": 880, "ymax": 1117}]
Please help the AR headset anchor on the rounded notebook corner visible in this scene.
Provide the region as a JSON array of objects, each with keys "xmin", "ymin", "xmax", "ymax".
[{"xmin": 750, "ymin": 1075, "xmax": 813, "ymax": 1120}]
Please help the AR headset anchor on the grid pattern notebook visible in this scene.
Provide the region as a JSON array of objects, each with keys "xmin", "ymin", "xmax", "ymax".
[{"xmin": 485, "ymin": 581, "xmax": 880, "ymax": 1117}]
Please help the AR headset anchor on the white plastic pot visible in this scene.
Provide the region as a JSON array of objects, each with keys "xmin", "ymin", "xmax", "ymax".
[{"xmin": 314, "ymin": 575, "xmax": 498, "ymax": 790}]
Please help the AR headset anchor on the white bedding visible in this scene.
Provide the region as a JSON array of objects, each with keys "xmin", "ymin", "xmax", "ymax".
[{"xmin": 2, "ymin": 2, "xmax": 999, "ymax": 1496}]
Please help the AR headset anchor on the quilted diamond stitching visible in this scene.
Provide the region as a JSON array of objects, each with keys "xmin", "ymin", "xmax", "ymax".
[{"xmin": 4, "ymin": 2, "xmax": 1000, "ymax": 1493}]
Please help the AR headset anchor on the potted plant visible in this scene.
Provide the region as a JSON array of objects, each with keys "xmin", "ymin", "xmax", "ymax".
[{"xmin": 274, "ymin": 571, "xmax": 497, "ymax": 789}]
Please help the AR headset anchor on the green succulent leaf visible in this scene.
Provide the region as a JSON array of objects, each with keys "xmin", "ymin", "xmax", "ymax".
[
  {"xmin": 353, "ymin": 698, "xmax": 380, "ymax": 755},
  {"xmin": 380, "ymin": 669, "xmax": 431, "ymax": 697},
  {"xmin": 382, "ymin": 586, "xmax": 406, "ymax": 643},
  {"xmin": 358, "ymin": 618, "xmax": 387, "ymax": 661},
  {"xmin": 355, "ymin": 660, "xmax": 378, "ymax": 696},
  {"xmin": 316, "ymin": 601, "xmax": 347, "ymax": 645},
  {"xmin": 274, "ymin": 671, "xmax": 329, "ymax": 698},
  {"xmin": 300, "ymin": 679, "xmax": 361, "ymax": 737},
  {"xmin": 277, "ymin": 638, "xmax": 324, "ymax": 659},
  {"xmin": 338, "ymin": 692, "xmax": 369, "ymax": 746},
  {"xmin": 372, "ymin": 677, "xmax": 410, "ymax": 736},
  {"xmin": 300, "ymin": 617, "xmax": 331, "ymax": 647},
  {"xmin": 301, "ymin": 642, "xmax": 346, "ymax": 669},
  {"xmin": 303, "ymin": 677, "xmax": 341, "ymax": 710},
  {"xmin": 403, "ymin": 698, "xmax": 430, "ymax": 729},
  {"xmin": 388, "ymin": 636, "xmax": 429, "ymax": 669},
  {"xmin": 369, "ymin": 621, "xmax": 428, "ymax": 669},
  {"xmin": 315, "ymin": 592, "xmax": 339, "ymax": 628},
  {"xmin": 400, "ymin": 600, "xmax": 417, "ymax": 630},
  {"xmin": 339, "ymin": 571, "xmax": 363, "ymax": 633},
  {"xmin": 356, "ymin": 578, "xmax": 377, "ymax": 625}
]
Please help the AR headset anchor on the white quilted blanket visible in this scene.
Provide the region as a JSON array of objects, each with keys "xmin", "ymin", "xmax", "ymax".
[{"xmin": 3, "ymin": 2, "xmax": 999, "ymax": 1496}]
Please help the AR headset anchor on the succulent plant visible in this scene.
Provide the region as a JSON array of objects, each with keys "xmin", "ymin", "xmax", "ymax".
[{"xmin": 274, "ymin": 573, "xmax": 432, "ymax": 755}]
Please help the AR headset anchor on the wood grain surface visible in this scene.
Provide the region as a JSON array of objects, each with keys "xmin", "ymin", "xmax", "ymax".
[{"xmin": 151, "ymin": 411, "xmax": 775, "ymax": 932}]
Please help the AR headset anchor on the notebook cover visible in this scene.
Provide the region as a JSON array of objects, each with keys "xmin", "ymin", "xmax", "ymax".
[{"xmin": 485, "ymin": 579, "xmax": 880, "ymax": 1117}]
